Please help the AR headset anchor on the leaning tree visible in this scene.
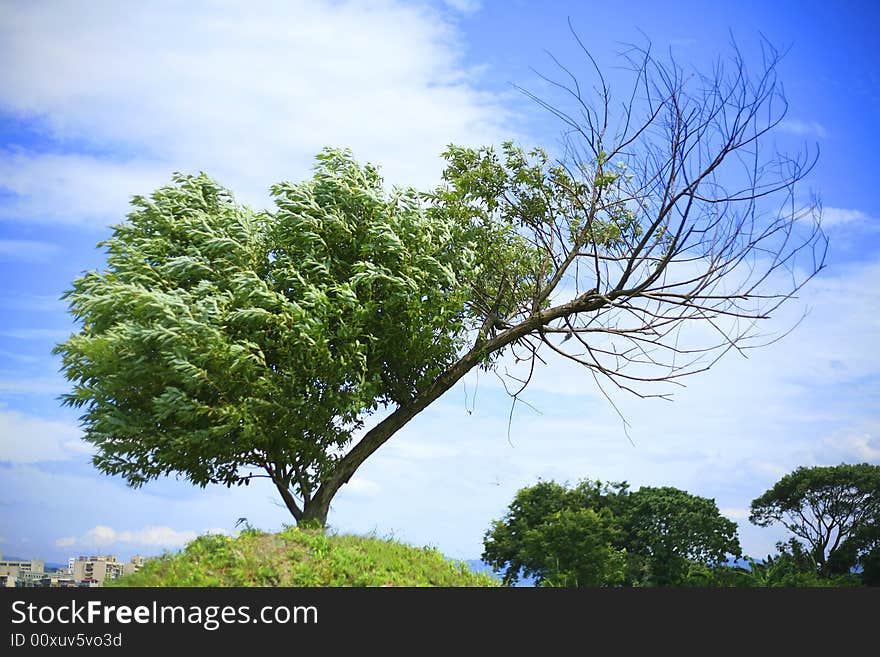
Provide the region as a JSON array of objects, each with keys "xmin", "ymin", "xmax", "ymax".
[{"xmin": 56, "ymin": 35, "xmax": 826, "ymax": 525}]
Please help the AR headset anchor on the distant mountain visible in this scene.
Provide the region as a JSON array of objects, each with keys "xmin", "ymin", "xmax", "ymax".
[
  {"xmin": 2, "ymin": 556, "xmax": 67, "ymax": 570},
  {"xmin": 463, "ymin": 560, "xmax": 536, "ymax": 587}
]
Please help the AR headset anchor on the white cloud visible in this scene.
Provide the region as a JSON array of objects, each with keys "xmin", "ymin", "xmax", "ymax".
[
  {"xmin": 0, "ymin": 150, "xmax": 168, "ymax": 226},
  {"xmin": 846, "ymin": 437, "xmax": 880, "ymax": 461},
  {"xmin": 720, "ymin": 508, "xmax": 751, "ymax": 520},
  {"xmin": 343, "ymin": 477, "xmax": 381, "ymax": 498},
  {"xmin": 820, "ymin": 426, "xmax": 880, "ymax": 463},
  {"xmin": 0, "ymin": 0, "xmax": 513, "ymax": 227},
  {"xmin": 0, "ymin": 409, "xmax": 91, "ymax": 463},
  {"xmin": 55, "ymin": 525, "xmax": 201, "ymax": 549},
  {"xmin": 779, "ymin": 119, "xmax": 827, "ymax": 138},
  {"xmin": 443, "ymin": 0, "xmax": 482, "ymax": 13},
  {"xmin": 0, "ymin": 239, "xmax": 62, "ymax": 262},
  {"xmin": 821, "ymin": 207, "xmax": 874, "ymax": 229}
]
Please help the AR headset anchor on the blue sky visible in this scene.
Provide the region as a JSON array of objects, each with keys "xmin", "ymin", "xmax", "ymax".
[{"xmin": 1, "ymin": 0, "xmax": 878, "ymax": 567}]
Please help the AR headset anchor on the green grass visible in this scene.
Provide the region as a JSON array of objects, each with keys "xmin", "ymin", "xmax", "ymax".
[{"xmin": 109, "ymin": 526, "xmax": 499, "ymax": 587}]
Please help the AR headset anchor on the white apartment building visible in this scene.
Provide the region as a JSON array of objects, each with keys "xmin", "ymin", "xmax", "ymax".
[
  {"xmin": 69, "ymin": 554, "xmax": 145, "ymax": 584},
  {"xmin": 70, "ymin": 555, "xmax": 124, "ymax": 584}
]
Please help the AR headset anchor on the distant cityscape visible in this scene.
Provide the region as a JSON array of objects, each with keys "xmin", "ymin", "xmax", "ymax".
[{"xmin": 0, "ymin": 552, "xmax": 145, "ymax": 587}]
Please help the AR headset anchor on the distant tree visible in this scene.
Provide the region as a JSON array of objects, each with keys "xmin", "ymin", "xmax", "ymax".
[
  {"xmin": 749, "ymin": 463, "xmax": 880, "ymax": 580},
  {"xmin": 622, "ymin": 486, "xmax": 741, "ymax": 586},
  {"xmin": 56, "ymin": 32, "xmax": 825, "ymax": 526},
  {"xmin": 482, "ymin": 480, "xmax": 741, "ymax": 586},
  {"xmin": 521, "ymin": 507, "xmax": 628, "ymax": 587},
  {"xmin": 481, "ymin": 480, "xmax": 628, "ymax": 586}
]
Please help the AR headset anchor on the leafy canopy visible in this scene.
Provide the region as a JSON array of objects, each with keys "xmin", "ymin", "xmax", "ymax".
[
  {"xmin": 433, "ymin": 141, "xmax": 641, "ymax": 344},
  {"xmin": 480, "ymin": 480, "xmax": 629, "ymax": 586},
  {"xmin": 55, "ymin": 141, "xmax": 639, "ymax": 517},
  {"xmin": 622, "ymin": 486, "xmax": 741, "ymax": 586},
  {"xmin": 482, "ymin": 479, "xmax": 741, "ymax": 587},
  {"xmin": 55, "ymin": 149, "xmax": 487, "ymax": 495},
  {"xmin": 749, "ymin": 463, "xmax": 880, "ymax": 578}
]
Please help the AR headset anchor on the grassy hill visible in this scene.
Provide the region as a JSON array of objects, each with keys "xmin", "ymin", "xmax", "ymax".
[{"xmin": 109, "ymin": 526, "xmax": 499, "ymax": 587}]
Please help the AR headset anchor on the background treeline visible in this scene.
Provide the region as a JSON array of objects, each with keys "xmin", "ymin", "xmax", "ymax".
[{"xmin": 482, "ymin": 463, "xmax": 880, "ymax": 587}]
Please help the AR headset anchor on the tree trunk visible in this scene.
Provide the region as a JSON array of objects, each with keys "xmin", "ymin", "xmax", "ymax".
[
  {"xmin": 300, "ymin": 499, "xmax": 331, "ymax": 528},
  {"xmin": 303, "ymin": 291, "xmax": 606, "ymax": 525}
]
